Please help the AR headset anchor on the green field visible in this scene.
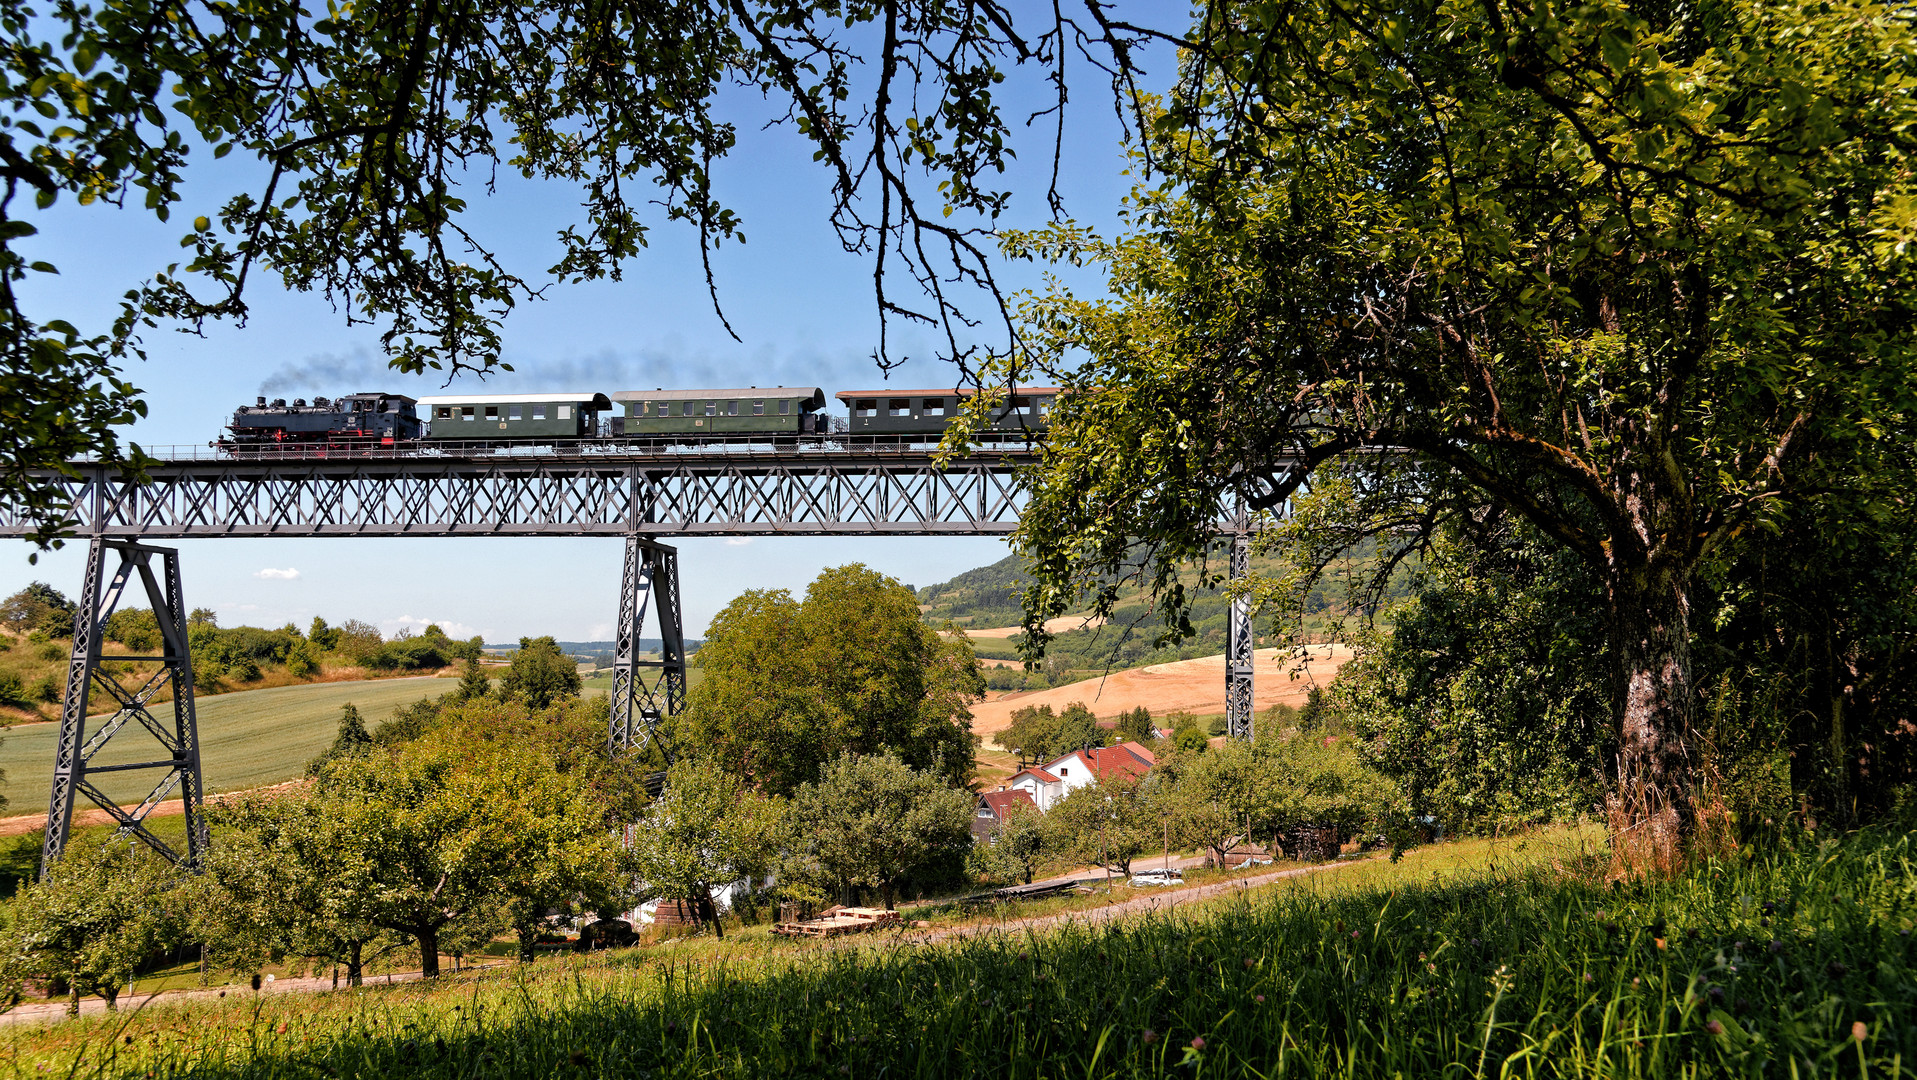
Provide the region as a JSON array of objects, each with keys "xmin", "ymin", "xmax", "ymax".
[{"xmin": 0, "ymin": 676, "xmax": 461, "ymax": 812}]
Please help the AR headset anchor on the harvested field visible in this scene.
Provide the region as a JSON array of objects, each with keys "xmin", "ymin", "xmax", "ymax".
[
  {"xmin": 968, "ymin": 645, "xmax": 1351, "ymax": 741},
  {"xmin": 950, "ymin": 614, "xmax": 1107, "ymax": 639}
]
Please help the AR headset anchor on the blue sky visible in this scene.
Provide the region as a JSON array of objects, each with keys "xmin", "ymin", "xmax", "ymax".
[{"xmin": 0, "ymin": 43, "xmax": 1167, "ymax": 643}]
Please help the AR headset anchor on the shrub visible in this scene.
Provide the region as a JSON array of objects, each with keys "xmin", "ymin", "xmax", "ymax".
[
  {"xmin": 227, "ymin": 656, "xmax": 262, "ymax": 682},
  {"xmin": 33, "ymin": 674, "xmax": 61, "ymax": 704},
  {"xmin": 286, "ymin": 641, "xmax": 320, "ymax": 679},
  {"xmin": 0, "ymin": 673, "xmax": 26, "ymax": 708}
]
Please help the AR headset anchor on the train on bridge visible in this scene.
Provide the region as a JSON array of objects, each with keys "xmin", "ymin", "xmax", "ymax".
[{"xmin": 222, "ymin": 385, "xmax": 1060, "ymax": 455}]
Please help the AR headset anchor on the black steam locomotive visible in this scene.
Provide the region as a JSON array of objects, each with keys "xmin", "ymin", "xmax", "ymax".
[{"xmin": 222, "ymin": 385, "xmax": 1057, "ymax": 453}]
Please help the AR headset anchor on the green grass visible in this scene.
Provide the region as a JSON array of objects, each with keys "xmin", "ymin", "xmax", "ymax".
[
  {"xmin": 0, "ymin": 676, "xmax": 459, "ymax": 811},
  {"xmin": 5, "ymin": 826, "xmax": 1910, "ymax": 1077},
  {"xmin": 580, "ymin": 667, "xmax": 705, "ymax": 694}
]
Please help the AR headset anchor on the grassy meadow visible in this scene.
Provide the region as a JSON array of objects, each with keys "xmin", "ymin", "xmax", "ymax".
[
  {"xmin": 0, "ymin": 676, "xmax": 457, "ymax": 812},
  {"xmin": 3, "ymin": 826, "xmax": 1908, "ymax": 1078}
]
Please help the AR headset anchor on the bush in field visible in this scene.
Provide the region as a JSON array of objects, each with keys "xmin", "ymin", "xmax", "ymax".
[
  {"xmin": 0, "ymin": 836, "xmax": 189, "ymax": 1014},
  {"xmin": 103, "ymin": 607, "xmax": 161, "ymax": 651},
  {"xmin": 0, "ymin": 673, "xmax": 26, "ymax": 709},
  {"xmin": 365, "ymin": 632, "xmax": 450, "ymax": 671},
  {"xmin": 780, "ymin": 753, "xmax": 973, "ymax": 909},
  {"xmin": 286, "ymin": 640, "xmax": 320, "ymax": 679},
  {"xmin": 499, "ymin": 636, "xmax": 580, "ymax": 708}
]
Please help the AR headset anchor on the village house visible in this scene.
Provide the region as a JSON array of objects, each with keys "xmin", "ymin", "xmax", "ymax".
[
  {"xmin": 1000, "ymin": 741, "xmax": 1157, "ymax": 813},
  {"xmin": 971, "ymin": 788, "xmax": 1038, "ymax": 842}
]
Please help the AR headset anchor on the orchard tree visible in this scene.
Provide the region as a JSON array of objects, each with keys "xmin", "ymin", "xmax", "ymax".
[
  {"xmin": 997, "ymin": 702, "xmax": 1105, "ymax": 766},
  {"xmin": 1044, "ymin": 772, "xmax": 1160, "ymax": 877},
  {"xmin": 968, "ymin": 799, "xmax": 1049, "ymax": 886},
  {"xmin": 781, "ymin": 753, "xmax": 972, "ymax": 909},
  {"xmin": 0, "ymin": 835, "xmax": 188, "ymax": 1014},
  {"xmin": 677, "ymin": 566, "xmax": 982, "ymax": 793},
  {"xmin": 1000, "ymin": 0, "xmax": 1917, "ymax": 868},
  {"xmin": 627, "ymin": 758, "xmax": 784, "ymax": 938}
]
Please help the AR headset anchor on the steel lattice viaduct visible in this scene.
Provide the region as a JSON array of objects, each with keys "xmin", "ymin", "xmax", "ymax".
[{"xmin": 2, "ymin": 447, "xmax": 1262, "ymax": 871}]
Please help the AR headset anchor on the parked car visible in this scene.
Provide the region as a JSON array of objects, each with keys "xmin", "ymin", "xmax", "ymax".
[{"xmin": 1129, "ymin": 868, "xmax": 1185, "ymax": 887}]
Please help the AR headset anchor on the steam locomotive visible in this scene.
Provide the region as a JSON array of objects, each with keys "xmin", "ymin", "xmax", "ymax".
[{"xmin": 223, "ymin": 385, "xmax": 1058, "ymax": 453}]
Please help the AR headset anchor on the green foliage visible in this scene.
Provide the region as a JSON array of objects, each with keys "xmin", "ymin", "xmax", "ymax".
[
  {"xmin": 0, "ymin": 583, "xmax": 74, "ymax": 635},
  {"xmin": 499, "ymin": 636, "xmax": 581, "ymax": 710},
  {"xmin": 997, "ymin": 701, "xmax": 1106, "ymax": 767},
  {"xmin": 1113, "ymin": 706, "xmax": 1156, "ymax": 745},
  {"xmin": 1165, "ymin": 735, "xmax": 1406, "ymax": 864},
  {"xmin": 967, "ymin": 800, "xmax": 1049, "ymax": 886},
  {"xmin": 1333, "ymin": 519, "xmax": 1610, "ymax": 835},
  {"xmin": 0, "ymin": 836, "xmax": 188, "ymax": 1013},
  {"xmin": 1043, "ymin": 773, "xmax": 1163, "ymax": 876},
  {"xmin": 779, "ymin": 753, "xmax": 974, "ymax": 909},
  {"xmin": 306, "ymin": 703, "xmax": 372, "ymax": 775},
  {"xmin": 11, "ymin": 829, "xmax": 1917, "ymax": 1077},
  {"xmin": 308, "ymin": 618, "xmax": 343, "ymax": 652},
  {"xmin": 365, "ymin": 631, "xmax": 453, "ymax": 672},
  {"xmin": 103, "ymin": 607, "xmax": 161, "ymax": 651},
  {"xmin": 676, "ymin": 565, "xmax": 982, "ymax": 794},
  {"xmin": 284, "ymin": 640, "xmax": 320, "ymax": 679},
  {"xmin": 453, "ymin": 658, "xmax": 493, "ymax": 701},
  {"xmin": 627, "ymin": 759, "xmax": 783, "ymax": 938}
]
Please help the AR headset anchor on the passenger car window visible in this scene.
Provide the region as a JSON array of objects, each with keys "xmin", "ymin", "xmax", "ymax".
[
  {"xmin": 854, "ymin": 399, "xmax": 877, "ymax": 417},
  {"xmin": 753, "ymin": 401, "xmax": 765, "ymax": 415},
  {"xmin": 484, "ymin": 406, "xmax": 498, "ymax": 418},
  {"xmin": 922, "ymin": 398, "xmax": 947, "ymax": 416},
  {"xmin": 533, "ymin": 405, "xmax": 547, "ymax": 420},
  {"xmin": 558, "ymin": 405, "xmax": 572, "ymax": 420},
  {"xmin": 435, "ymin": 407, "xmax": 452, "ymax": 420},
  {"xmin": 460, "ymin": 407, "xmax": 475, "ymax": 421},
  {"xmin": 726, "ymin": 401, "xmax": 738, "ymax": 416},
  {"xmin": 779, "ymin": 400, "xmax": 790, "ymax": 414},
  {"xmin": 889, "ymin": 398, "xmax": 910, "ymax": 416},
  {"xmin": 509, "ymin": 405, "xmax": 522, "ymax": 420}
]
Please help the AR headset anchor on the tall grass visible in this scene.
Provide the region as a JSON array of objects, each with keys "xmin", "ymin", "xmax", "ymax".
[{"xmin": 7, "ymin": 827, "xmax": 1911, "ymax": 1078}]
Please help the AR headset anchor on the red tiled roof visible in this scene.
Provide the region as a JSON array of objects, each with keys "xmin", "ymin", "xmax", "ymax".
[
  {"xmin": 1112, "ymin": 741, "xmax": 1157, "ymax": 766},
  {"xmin": 978, "ymin": 789, "xmax": 1037, "ymax": 819},
  {"xmin": 1010, "ymin": 767, "xmax": 1061, "ymax": 785},
  {"xmin": 1087, "ymin": 745, "xmax": 1152, "ymax": 782}
]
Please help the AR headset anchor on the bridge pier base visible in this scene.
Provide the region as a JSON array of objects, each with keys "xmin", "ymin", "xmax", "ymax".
[
  {"xmin": 43, "ymin": 538, "xmax": 210, "ymax": 874},
  {"xmin": 1226, "ymin": 522, "xmax": 1255, "ymax": 741},
  {"xmin": 609, "ymin": 537, "xmax": 688, "ymax": 762}
]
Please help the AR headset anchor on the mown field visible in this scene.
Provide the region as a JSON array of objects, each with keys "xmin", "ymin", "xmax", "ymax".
[
  {"xmin": 4, "ymin": 826, "xmax": 1908, "ymax": 1078},
  {"xmin": 0, "ymin": 676, "xmax": 457, "ymax": 811}
]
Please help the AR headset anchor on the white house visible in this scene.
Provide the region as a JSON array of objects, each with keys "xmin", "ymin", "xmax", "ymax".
[{"xmin": 1002, "ymin": 741, "xmax": 1157, "ymax": 811}]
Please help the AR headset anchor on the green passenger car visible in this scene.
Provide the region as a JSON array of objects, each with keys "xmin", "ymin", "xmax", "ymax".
[
  {"xmin": 610, "ymin": 388, "xmax": 829, "ymax": 439},
  {"xmin": 415, "ymin": 393, "xmax": 612, "ymax": 440}
]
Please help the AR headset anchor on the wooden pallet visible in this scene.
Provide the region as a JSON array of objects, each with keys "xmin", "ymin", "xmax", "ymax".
[{"xmin": 772, "ymin": 905, "xmax": 902, "ymax": 938}]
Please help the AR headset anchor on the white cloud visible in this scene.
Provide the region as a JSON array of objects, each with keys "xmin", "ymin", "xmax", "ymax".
[
  {"xmin": 722, "ymin": 537, "xmax": 754, "ymax": 547},
  {"xmin": 384, "ymin": 615, "xmax": 483, "ymax": 639},
  {"xmin": 254, "ymin": 567, "xmax": 301, "ymax": 580}
]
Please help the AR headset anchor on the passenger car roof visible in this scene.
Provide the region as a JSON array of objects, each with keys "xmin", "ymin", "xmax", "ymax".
[
  {"xmin": 610, "ymin": 388, "xmax": 826, "ymax": 406},
  {"xmin": 415, "ymin": 393, "xmax": 613, "ymax": 409}
]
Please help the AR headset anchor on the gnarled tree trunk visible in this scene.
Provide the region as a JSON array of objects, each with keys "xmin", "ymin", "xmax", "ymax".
[{"xmin": 1608, "ymin": 560, "xmax": 1699, "ymax": 872}]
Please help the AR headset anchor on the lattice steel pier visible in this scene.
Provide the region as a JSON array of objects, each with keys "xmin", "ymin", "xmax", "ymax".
[
  {"xmin": 44, "ymin": 539, "xmax": 210, "ymax": 873},
  {"xmin": 610, "ymin": 538, "xmax": 688, "ymax": 758}
]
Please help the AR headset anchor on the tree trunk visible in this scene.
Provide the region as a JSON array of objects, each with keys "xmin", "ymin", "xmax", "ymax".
[
  {"xmin": 1609, "ymin": 563, "xmax": 1699, "ymax": 872},
  {"xmin": 102, "ymin": 985, "xmax": 118, "ymax": 1011},
  {"xmin": 65, "ymin": 988, "xmax": 79, "ymax": 1018},
  {"xmin": 699, "ymin": 893, "xmax": 724, "ymax": 939},
  {"xmin": 347, "ymin": 940, "xmax": 363, "ymax": 987},
  {"xmin": 516, "ymin": 923, "xmax": 538, "ymax": 963},
  {"xmin": 416, "ymin": 925, "xmax": 441, "ymax": 979}
]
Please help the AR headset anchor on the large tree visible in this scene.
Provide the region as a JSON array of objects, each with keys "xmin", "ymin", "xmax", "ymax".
[
  {"xmin": 779, "ymin": 752, "xmax": 973, "ymax": 909},
  {"xmin": 674, "ymin": 564, "xmax": 982, "ymax": 793},
  {"xmin": 1001, "ymin": 0, "xmax": 1917, "ymax": 867},
  {"xmin": 627, "ymin": 758, "xmax": 783, "ymax": 937}
]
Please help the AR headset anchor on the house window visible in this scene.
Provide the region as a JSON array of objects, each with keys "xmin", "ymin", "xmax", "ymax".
[
  {"xmin": 460, "ymin": 407, "xmax": 475, "ymax": 421},
  {"xmin": 558, "ymin": 405, "xmax": 572, "ymax": 420},
  {"xmin": 484, "ymin": 406, "xmax": 499, "ymax": 418},
  {"xmin": 508, "ymin": 405, "xmax": 522, "ymax": 420},
  {"xmin": 922, "ymin": 398, "xmax": 947, "ymax": 416},
  {"xmin": 977, "ymin": 807, "xmax": 994, "ymax": 818},
  {"xmin": 533, "ymin": 405, "xmax": 546, "ymax": 420},
  {"xmin": 753, "ymin": 401, "xmax": 765, "ymax": 415},
  {"xmin": 854, "ymin": 399, "xmax": 877, "ymax": 417},
  {"xmin": 889, "ymin": 398, "xmax": 911, "ymax": 416},
  {"xmin": 1059, "ymin": 767, "xmax": 1069, "ymax": 777},
  {"xmin": 434, "ymin": 406, "xmax": 452, "ymax": 420}
]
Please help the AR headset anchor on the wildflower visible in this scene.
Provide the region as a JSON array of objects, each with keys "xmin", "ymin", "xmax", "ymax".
[
  {"xmin": 1654, "ymin": 938, "xmax": 1667, "ymax": 950},
  {"xmin": 1255, "ymin": 995, "xmax": 1266, "ymax": 1003},
  {"xmin": 1582, "ymin": 973, "xmax": 1593, "ymax": 984},
  {"xmin": 1705, "ymin": 1020, "xmax": 1724, "ymax": 1036},
  {"xmin": 1595, "ymin": 909, "xmax": 1608, "ymax": 920},
  {"xmin": 1142, "ymin": 1030, "xmax": 1158, "ymax": 1045},
  {"xmin": 1632, "ymin": 978, "xmax": 1640, "ymax": 987},
  {"xmin": 1853, "ymin": 1022, "xmax": 1869, "ymax": 1042},
  {"xmin": 1191, "ymin": 1037, "xmax": 1206, "ymax": 1051}
]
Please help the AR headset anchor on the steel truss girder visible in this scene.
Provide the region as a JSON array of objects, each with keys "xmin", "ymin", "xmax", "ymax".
[
  {"xmin": 1226, "ymin": 513, "xmax": 1256, "ymax": 741},
  {"xmin": 610, "ymin": 538, "xmax": 687, "ymax": 761},
  {"xmin": 44, "ymin": 538, "xmax": 209, "ymax": 873},
  {"xmin": 0, "ymin": 456, "xmax": 1034, "ymax": 538}
]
